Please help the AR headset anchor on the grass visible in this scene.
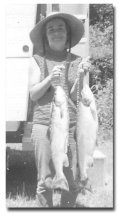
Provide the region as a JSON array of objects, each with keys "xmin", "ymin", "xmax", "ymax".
[
  {"xmin": 7, "ymin": 194, "xmax": 39, "ymax": 208},
  {"xmin": 6, "ymin": 127, "xmax": 113, "ymax": 208}
]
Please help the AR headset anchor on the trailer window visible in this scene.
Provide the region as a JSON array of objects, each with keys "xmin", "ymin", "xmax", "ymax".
[{"xmin": 52, "ymin": 4, "xmax": 59, "ymax": 12}]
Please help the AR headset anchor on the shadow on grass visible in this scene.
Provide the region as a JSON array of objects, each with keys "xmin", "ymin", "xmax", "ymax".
[
  {"xmin": 6, "ymin": 150, "xmax": 37, "ymax": 199},
  {"xmin": 6, "ymin": 149, "xmax": 84, "ymax": 208}
]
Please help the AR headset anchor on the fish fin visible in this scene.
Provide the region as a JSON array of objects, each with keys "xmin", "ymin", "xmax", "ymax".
[
  {"xmin": 64, "ymin": 136, "xmax": 69, "ymax": 167},
  {"xmin": 64, "ymin": 135, "xmax": 69, "ymax": 153},
  {"xmin": 90, "ymin": 101, "xmax": 97, "ymax": 121},
  {"xmin": 64, "ymin": 155, "xmax": 69, "ymax": 167}
]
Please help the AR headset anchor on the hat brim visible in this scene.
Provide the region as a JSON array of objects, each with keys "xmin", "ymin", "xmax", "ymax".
[{"xmin": 30, "ymin": 12, "xmax": 84, "ymax": 52}]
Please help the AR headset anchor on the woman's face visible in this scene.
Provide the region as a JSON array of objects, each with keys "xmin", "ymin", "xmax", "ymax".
[{"xmin": 46, "ymin": 18, "xmax": 67, "ymax": 51}]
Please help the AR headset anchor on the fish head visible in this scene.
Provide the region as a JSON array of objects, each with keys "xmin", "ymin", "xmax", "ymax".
[
  {"xmin": 81, "ymin": 84, "xmax": 94, "ymax": 106},
  {"xmin": 54, "ymin": 86, "xmax": 66, "ymax": 106}
]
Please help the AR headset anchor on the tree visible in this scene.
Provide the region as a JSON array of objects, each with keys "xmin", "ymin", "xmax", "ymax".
[{"xmin": 90, "ymin": 4, "xmax": 113, "ymax": 31}]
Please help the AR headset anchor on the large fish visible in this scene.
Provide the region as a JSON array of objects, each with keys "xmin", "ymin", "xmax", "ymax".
[
  {"xmin": 76, "ymin": 59, "xmax": 98, "ymax": 184},
  {"xmin": 50, "ymin": 85, "xmax": 69, "ymax": 192}
]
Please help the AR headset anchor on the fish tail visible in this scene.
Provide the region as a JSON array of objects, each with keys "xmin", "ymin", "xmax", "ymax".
[{"xmin": 53, "ymin": 174, "xmax": 69, "ymax": 191}]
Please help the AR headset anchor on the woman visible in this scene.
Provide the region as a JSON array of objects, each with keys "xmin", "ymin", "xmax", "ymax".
[{"xmin": 29, "ymin": 12, "xmax": 88, "ymax": 207}]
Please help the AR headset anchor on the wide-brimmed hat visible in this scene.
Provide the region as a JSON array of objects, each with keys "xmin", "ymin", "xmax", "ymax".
[{"xmin": 30, "ymin": 12, "xmax": 84, "ymax": 52}]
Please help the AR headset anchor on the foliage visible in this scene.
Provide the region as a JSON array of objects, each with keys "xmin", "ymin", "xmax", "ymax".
[
  {"xmin": 89, "ymin": 25, "xmax": 113, "ymax": 48},
  {"xmin": 89, "ymin": 25, "xmax": 113, "ymax": 87},
  {"xmin": 96, "ymin": 79, "xmax": 113, "ymax": 130},
  {"xmin": 90, "ymin": 4, "xmax": 113, "ymax": 31},
  {"xmin": 89, "ymin": 4, "xmax": 113, "ymax": 131}
]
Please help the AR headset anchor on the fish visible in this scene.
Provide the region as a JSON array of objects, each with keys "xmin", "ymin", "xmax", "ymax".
[
  {"xmin": 50, "ymin": 85, "xmax": 69, "ymax": 191},
  {"xmin": 75, "ymin": 59, "xmax": 98, "ymax": 184}
]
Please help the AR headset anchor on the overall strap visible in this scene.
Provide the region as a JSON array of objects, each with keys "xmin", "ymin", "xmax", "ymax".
[{"xmin": 33, "ymin": 54, "xmax": 45, "ymax": 81}]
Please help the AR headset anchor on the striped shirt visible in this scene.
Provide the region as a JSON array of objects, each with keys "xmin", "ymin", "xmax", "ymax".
[{"xmin": 32, "ymin": 52, "xmax": 83, "ymax": 127}]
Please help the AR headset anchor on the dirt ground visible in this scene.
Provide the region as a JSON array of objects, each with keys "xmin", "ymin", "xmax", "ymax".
[{"xmin": 6, "ymin": 129, "xmax": 113, "ymax": 208}]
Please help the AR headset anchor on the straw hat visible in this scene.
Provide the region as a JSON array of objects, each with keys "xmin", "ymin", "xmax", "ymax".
[{"xmin": 30, "ymin": 11, "xmax": 84, "ymax": 52}]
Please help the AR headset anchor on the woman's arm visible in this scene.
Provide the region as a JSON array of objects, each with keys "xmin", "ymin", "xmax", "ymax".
[
  {"xmin": 29, "ymin": 57, "xmax": 64, "ymax": 102},
  {"xmin": 29, "ymin": 57, "xmax": 52, "ymax": 101}
]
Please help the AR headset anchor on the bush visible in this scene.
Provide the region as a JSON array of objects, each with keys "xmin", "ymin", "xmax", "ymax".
[
  {"xmin": 89, "ymin": 17, "xmax": 113, "ymax": 132},
  {"xmin": 96, "ymin": 79, "xmax": 113, "ymax": 130},
  {"xmin": 90, "ymin": 4, "xmax": 113, "ymax": 30},
  {"xmin": 89, "ymin": 24, "xmax": 113, "ymax": 87}
]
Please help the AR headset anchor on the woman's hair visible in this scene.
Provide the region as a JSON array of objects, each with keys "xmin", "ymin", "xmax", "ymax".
[{"xmin": 42, "ymin": 18, "xmax": 72, "ymax": 56}]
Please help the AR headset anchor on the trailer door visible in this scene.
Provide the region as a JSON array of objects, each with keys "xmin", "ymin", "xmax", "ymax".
[{"xmin": 6, "ymin": 5, "xmax": 37, "ymax": 123}]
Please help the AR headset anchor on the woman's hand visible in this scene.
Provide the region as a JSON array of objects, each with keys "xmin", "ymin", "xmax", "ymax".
[
  {"xmin": 78, "ymin": 56, "xmax": 91, "ymax": 74},
  {"xmin": 70, "ymin": 57, "xmax": 91, "ymax": 101},
  {"xmin": 50, "ymin": 65, "xmax": 65, "ymax": 86}
]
